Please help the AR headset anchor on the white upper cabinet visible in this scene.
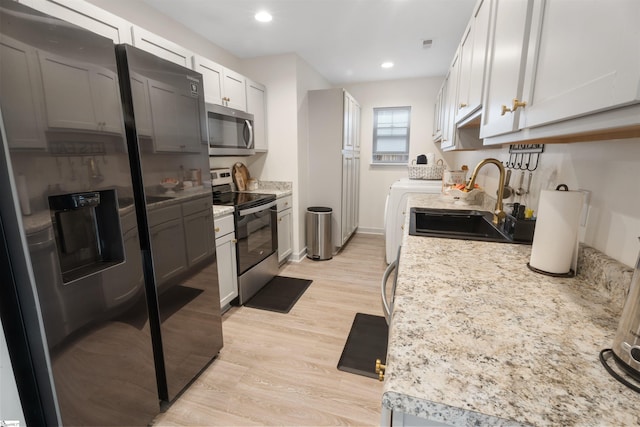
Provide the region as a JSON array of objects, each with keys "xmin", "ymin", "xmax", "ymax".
[
  {"xmin": 192, "ymin": 55, "xmax": 248, "ymax": 111},
  {"xmin": 342, "ymin": 92, "xmax": 360, "ymax": 151},
  {"xmin": 19, "ymin": 0, "xmax": 132, "ymax": 43},
  {"xmin": 131, "ymin": 26, "xmax": 192, "ymax": 68},
  {"xmin": 246, "ymin": 79, "xmax": 268, "ymax": 152},
  {"xmin": 518, "ymin": 0, "xmax": 640, "ymax": 130},
  {"xmin": 222, "ymin": 68, "xmax": 247, "ymax": 111},
  {"xmin": 455, "ymin": 0, "xmax": 492, "ymax": 125},
  {"xmin": 432, "ymin": 83, "xmax": 445, "ymax": 142},
  {"xmin": 193, "ymin": 55, "xmax": 224, "ymax": 106},
  {"xmin": 440, "ymin": 54, "xmax": 459, "ymax": 151},
  {"xmin": 480, "ymin": 0, "xmax": 534, "ymax": 139}
]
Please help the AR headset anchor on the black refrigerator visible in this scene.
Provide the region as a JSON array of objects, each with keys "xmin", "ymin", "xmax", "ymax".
[{"xmin": 0, "ymin": 1, "xmax": 223, "ymax": 425}]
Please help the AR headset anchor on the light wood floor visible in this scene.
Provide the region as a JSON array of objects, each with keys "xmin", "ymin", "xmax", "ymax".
[{"xmin": 153, "ymin": 233, "xmax": 388, "ymax": 426}]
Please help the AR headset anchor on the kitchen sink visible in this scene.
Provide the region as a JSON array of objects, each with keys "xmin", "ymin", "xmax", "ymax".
[{"xmin": 409, "ymin": 208, "xmax": 514, "ymax": 243}]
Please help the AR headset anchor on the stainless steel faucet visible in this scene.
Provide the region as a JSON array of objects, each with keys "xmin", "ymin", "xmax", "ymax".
[{"xmin": 465, "ymin": 158, "xmax": 506, "ymax": 225}]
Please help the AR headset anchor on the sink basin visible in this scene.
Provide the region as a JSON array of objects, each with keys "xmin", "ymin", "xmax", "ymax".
[{"xmin": 409, "ymin": 208, "xmax": 514, "ymax": 243}]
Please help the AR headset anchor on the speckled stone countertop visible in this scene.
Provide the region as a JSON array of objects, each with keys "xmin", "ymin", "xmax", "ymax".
[
  {"xmin": 382, "ymin": 193, "xmax": 637, "ymax": 426},
  {"xmin": 239, "ymin": 180, "xmax": 292, "ymax": 199},
  {"xmin": 212, "ymin": 205, "xmax": 234, "ymax": 218}
]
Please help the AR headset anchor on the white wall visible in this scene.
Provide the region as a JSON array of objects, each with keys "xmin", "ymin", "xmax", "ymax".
[
  {"xmin": 344, "ymin": 77, "xmax": 444, "ymax": 234},
  {"xmin": 448, "ymin": 138, "xmax": 640, "ymax": 268},
  {"xmin": 241, "ymin": 54, "xmax": 331, "ymax": 259}
]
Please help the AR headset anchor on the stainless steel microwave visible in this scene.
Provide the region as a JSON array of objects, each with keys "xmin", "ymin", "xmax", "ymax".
[{"xmin": 206, "ymin": 103, "xmax": 255, "ymax": 156}]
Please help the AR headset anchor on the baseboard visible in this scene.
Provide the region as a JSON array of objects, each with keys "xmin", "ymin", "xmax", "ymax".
[
  {"xmin": 355, "ymin": 227, "xmax": 384, "ymax": 235},
  {"xmin": 283, "ymin": 247, "xmax": 307, "ymax": 263}
]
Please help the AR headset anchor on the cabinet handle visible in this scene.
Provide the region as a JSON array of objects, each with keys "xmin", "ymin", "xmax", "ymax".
[
  {"xmin": 215, "ymin": 227, "xmax": 220, "ymax": 232},
  {"xmin": 232, "ymin": 239, "xmax": 237, "ymax": 243},
  {"xmin": 501, "ymin": 98, "xmax": 527, "ymax": 116},
  {"xmin": 278, "ymin": 218, "xmax": 282, "ymax": 222},
  {"xmin": 459, "ymin": 103, "xmax": 468, "ymax": 109},
  {"xmin": 285, "ymin": 202, "xmax": 289, "ymax": 206},
  {"xmin": 375, "ymin": 359, "xmax": 386, "ymax": 382},
  {"xmin": 511, "ymin": 98, "xmax": 527, "ymax": 112}
]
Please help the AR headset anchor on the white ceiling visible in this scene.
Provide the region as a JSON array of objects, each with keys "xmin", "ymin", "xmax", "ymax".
[{"xmin": 140, "ymin": 0, "xmax": 477, "ymax": 84}]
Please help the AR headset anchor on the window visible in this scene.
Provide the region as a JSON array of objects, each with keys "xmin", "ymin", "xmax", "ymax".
[{"xmin": 372, "ymin": 106, "xmax": 411, "ymax": 164}]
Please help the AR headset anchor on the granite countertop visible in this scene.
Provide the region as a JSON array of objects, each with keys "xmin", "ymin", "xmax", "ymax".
[
  {"xmin": 213, "ymin": 205, "xmax": 234, "ymax": 218},
  {"xmin": 239, "ymin": 180, "xmax": 292, "ymax": 199},
  {"xmin": 382, "ymin": 194, "xmax": 637, "ymax": 426}
]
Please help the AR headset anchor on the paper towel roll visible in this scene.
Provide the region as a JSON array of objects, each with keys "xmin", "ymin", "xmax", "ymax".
[
  {"xmin": 426, "ymin": 152, "xmax": 435, "ymax": 165},
  {"xmin": 529, "ymin": 189, "xmax": 584, "ymax": 275}
]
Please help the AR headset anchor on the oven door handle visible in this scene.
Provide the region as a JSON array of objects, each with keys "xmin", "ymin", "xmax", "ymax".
[{"xmin": 238, "ymin": 200, "xmax": 277, "ymax": 217}]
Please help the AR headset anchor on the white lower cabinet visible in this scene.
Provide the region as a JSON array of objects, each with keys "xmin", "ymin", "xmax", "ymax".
[
  {"xmin": 214, "ymin": 213, "xmax": 238, "ymax": 312},
  {"xmin": 276, "ymin": 196, "xmax": 293, "ymax": 263},
  {"xmin": 381, "ymin": 407, "xmax": 451, "ymax": 427}
]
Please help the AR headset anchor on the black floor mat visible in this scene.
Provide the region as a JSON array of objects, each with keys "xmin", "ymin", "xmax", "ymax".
[
  {"xmin": 244, "ymin": 276, "xmax": 312, "ymax": 313},
  {"xmin": 337, "ymin": 313, "xmax": 388, "ymax": 379}
]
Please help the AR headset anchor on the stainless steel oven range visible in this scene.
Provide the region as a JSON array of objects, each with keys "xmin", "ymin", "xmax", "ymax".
[{"xmin": 211, "ymin": 168, "xmax": 278, "ymax": 304}]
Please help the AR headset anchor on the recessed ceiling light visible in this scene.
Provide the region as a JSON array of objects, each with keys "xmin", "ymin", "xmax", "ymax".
[
  {"xmin": 381, "ymin": 62, "xmax": 394, "ymax": 69},
  {"xmin": 255, "ymin": 11, "xmax": 272, "ymax": 22}
]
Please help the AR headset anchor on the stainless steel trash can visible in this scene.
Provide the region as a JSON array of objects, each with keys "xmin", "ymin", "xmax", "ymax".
[{"xmin": 306, "ymin": 207, "xmax": 332, "ymax": 260}]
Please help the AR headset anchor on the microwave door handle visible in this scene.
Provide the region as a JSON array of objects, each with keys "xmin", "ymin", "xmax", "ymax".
[
  {"xmin": 238, "ymin": 200, "xmax": 276, "ymax": 217},
  {"xmin": 244, "ymin": 119, "xmax": 254, "ymax": 149}
]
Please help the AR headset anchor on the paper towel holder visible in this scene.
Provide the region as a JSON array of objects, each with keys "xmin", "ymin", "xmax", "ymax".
[
  {"xmin": 526, "ymin": 183, "xmax": 579, "ymax": 278},
  {"xmin": 526, "ymin": 262, "xmax": 575, "ymax": 277}
]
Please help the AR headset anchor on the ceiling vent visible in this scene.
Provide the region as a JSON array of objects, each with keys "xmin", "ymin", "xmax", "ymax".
[{"xmin": 422, "ymin": 39, "xmax": 433, "ymax": 49}]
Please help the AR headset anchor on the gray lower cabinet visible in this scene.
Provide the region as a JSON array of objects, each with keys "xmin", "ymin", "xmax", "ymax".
[
  {"xmin": 182, "ymin": 197, "xmax": 215, "ymax": 266},
  {"xmin": 150, "ymin": 205, "xmax": 187, "ymax": 284},
  {"xmin": 149, "ymin": 194, "xmax": 213, "ymax": 286},
  {"xmin": 101, "ymin": 210, "xmax": 144, "ymax": 308}
]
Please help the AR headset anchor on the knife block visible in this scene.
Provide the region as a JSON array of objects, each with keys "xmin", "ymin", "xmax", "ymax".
[{"xmin": 504, "ymin": 214, "xmax": 536, "ymax": 243}]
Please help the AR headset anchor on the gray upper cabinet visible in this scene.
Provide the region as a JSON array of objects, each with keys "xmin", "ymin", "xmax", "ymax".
[
  {"xmin": 0, "ymin": 37, "xmax": 47, "ymax": 149},
  {"xmin": 38, "ymin": 50, "xmax": 124, "ymax": 134}
]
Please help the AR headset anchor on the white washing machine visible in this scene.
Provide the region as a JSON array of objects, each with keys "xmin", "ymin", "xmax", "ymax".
[{"xmin": 384, "ymin": 178, "xmax": 442, "ymax": 263}]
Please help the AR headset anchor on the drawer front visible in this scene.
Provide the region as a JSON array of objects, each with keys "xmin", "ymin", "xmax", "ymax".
[
  {"xmin": 277, "ymin": 195, "xmax": 292, "ymax": 212},
  {"xmin": 182, "ymin": 195, "xmax": 212, "ymax": 216},
  {"xmin": 214, "ymin": 214, "xmax": 234, "ymax": 238},
  {"xmin": 148, "ymin": 204, "xmax": 181, "ymax": 226}
]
